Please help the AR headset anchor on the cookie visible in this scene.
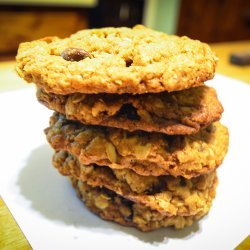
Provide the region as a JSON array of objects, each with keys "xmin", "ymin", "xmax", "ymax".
[
  {"xmin": 37, "ymin": 85, "xmax": 223, "ymax": 135},
  {"xmin": 16, "ymin": 25, "xmax": 217, "ymax": 95},
  {"xmin": 54, "ymin": 150, "xmax": 217, "ymax": 216},
  {"xmin": 45, "ymin": 112, "xmax": 229, "ymax": 178},
  {"xmin": 71, "ymin": 178, "xmax": 211, "ymax": 231}
]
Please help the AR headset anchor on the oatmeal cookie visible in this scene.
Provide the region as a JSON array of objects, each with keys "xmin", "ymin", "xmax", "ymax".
[
  {"xmin": 71, "ymin": 179, "xmax": 212, "ymax": 231},
  {"xmin": 54, "ymin": 151, "xmax": 217, "ymax": 216},
  {"xmin": 45, "ymin": 113, "xmax": 229, "ymax": 178},
  {"xmin": 37, "ymin": 85, "xmax": 223, "ymax": 135},
  {"xmin": 16, "ymin": 25, "xmax": 217, "ymax": 95}
]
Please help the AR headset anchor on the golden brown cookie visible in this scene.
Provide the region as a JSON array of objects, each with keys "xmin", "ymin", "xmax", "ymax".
[
  {"xmin": 16, "ymin": 25, "xmax": 217, "ymax": 95},
  {"xmin": 37, "ymin": 85, "xmax": 223, "ymax": 135},
  {"xmin": 45, "ymin": 112, "xmax": 229, "ymax": 178},
  {"xmin": 72, "ymin": 178, "xmax": 212, "ymax": 231},
  {"xmin": 54, "ymin": 150, "xmax": 217, "ymax": 216}
]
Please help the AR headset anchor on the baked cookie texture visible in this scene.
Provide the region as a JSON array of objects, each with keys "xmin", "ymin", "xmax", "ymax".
[
  {"xmin": 45, "ymin": 112, "xmax": 229, "ymax": 178},
  {"xmin": 16, "ymin": 25, "xmax": 217, "ymax": 95},
  {"xmin": 37, "ymin": 85, "xmax": 223, "ymax": 135},
  {"xmin": 53, "ymin": 151, "xmax": 217, "ymax": 217},
  {"xmin": 16, "ymin": 24, "xmax": 228, "ymax": 231},
  {"xmin": 71, "ymin": 178, "xmax": 211, "ymax": 231}
]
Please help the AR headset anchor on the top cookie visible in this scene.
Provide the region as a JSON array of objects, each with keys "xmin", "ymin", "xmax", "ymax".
[{"xmin": 16, "ymin": 25, "xmax": 217, "ymax": 95}]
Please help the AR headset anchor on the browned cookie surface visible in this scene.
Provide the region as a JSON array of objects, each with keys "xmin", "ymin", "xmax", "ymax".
[
  {"xmin": 45, "ymin": 113, "xmax": 229, "ymax": 178},
  {"xmin": 72, "ymin": 178, "xmax": 211, "ymax": 231},
  {"xmin": 54, "ymin": 151, "xmax": 217, "ymax": 216},
  {"xmin": 37, "ymin": 85, "xmax": 223, "ymax": 135},
  {"xmin": 16, "ymin": 25, "xmax": 217, "ymax": 95}
]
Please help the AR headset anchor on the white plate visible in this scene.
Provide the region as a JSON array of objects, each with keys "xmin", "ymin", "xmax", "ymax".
[{"xmin": 0, "ymin": 74, "xmax": 249, "ymax": 250}]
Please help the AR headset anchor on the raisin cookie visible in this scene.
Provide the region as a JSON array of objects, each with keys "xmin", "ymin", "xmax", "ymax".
[
  {"xmin": 45, "ymin": 113, "xmax": 229, "ymax": 178},
  {"xmin": 16, "ymin": 25, "xmax": 217, "ymax": 95},
  {"xmin": 37, "ymin": 85, "xmax": 223, "ymax": 135},
  {"xmin": 72, "ymin": 179, "xmax": 212, "ymax": 231},
  {"xmin": 54, "ymin": 150, "xmax": 217, "ymax": 216}
]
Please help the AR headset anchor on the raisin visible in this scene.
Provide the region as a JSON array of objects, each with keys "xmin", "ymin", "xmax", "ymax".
[
  {"xmin": 180, "ymin": 177, "xmax": 186, "ymax": 187},
  {"xmin": 206, "ymin": 124, "xmax": 216, "ymax": 133},
  {"xmin": 61, "ymin": 47, "xmax": 92, "ymax": 61},
  {"xmin": 116, "ymin": 104, "xmax": 140, "ymax": 121},
  {"xmin": 147, "ymin": 179, "xmax": 166, "ymax": 194}
]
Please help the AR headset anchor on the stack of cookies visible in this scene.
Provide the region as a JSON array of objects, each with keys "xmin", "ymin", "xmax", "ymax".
[{"xmin": 16, "ymin": 25, "xmax": 229, "ymax": 232}]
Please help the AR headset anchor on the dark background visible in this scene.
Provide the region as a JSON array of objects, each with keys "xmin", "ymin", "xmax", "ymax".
[{"xmin": 0, "ymin": 0, "xmax": 250, "ymax": 59}]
